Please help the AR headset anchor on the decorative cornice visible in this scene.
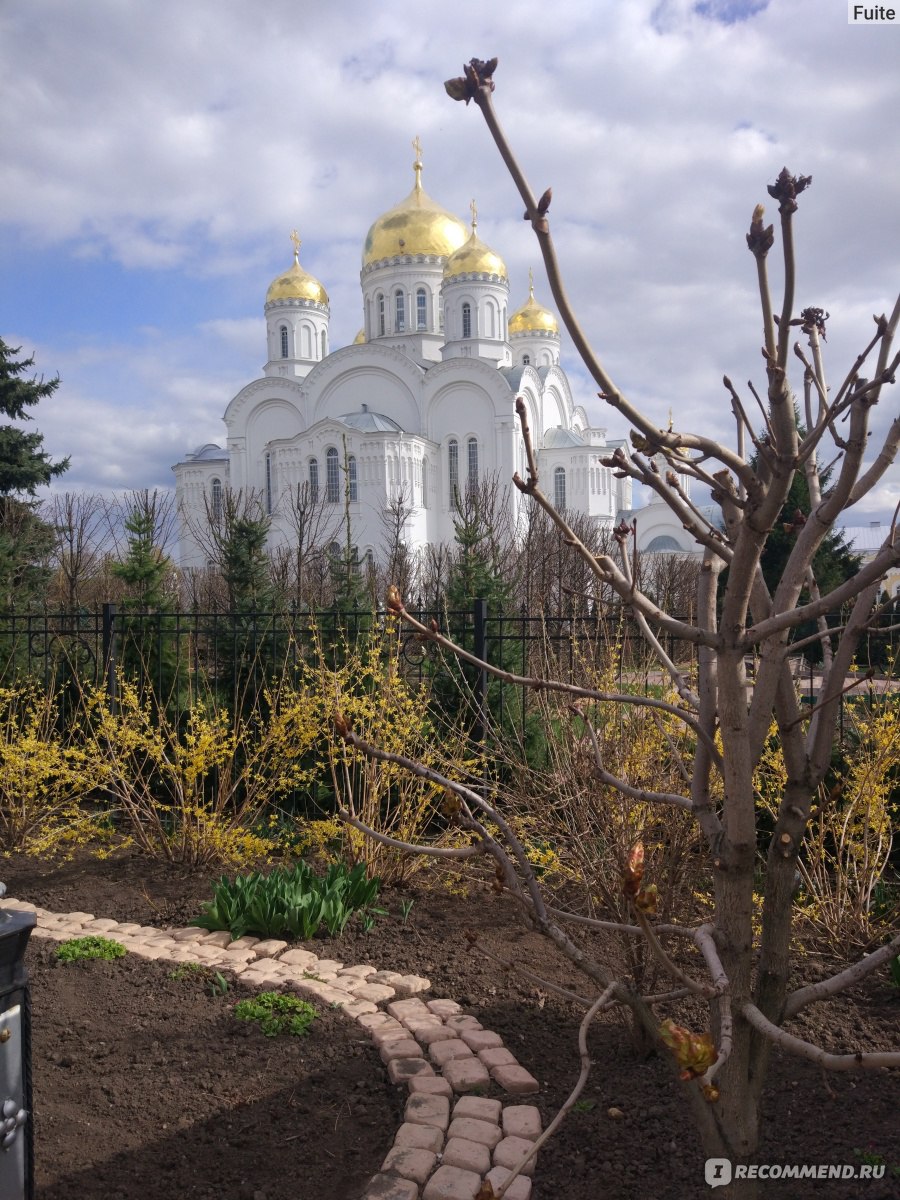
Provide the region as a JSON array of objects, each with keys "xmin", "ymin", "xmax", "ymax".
[
  {"xmin": 265, "ymin": 298, "xmax": 330, "ymax": 315},
  {"xmin": 361, "ymin": 253, "xmax": 447, "ymax": 277},
  {"xmin": 443, "ymin": 271, "xmax": 509, "ymax": 288}
]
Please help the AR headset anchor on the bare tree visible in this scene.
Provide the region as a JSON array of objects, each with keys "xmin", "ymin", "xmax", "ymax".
[
  {"xmin": 45, "ymin": 491, "xmax": 113, "ymax": 611},
  {"xmin": 335, "ymin": 58, "xmax": 900, "ymax": 1199}
]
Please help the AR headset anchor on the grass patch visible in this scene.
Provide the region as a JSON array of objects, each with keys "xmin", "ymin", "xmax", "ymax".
[
  {"xmin": 233, "ymin": 991, "xmax": 317, "ymax": 1037},
  {"xmin": 56, "ymin": 935, "xmax": 127, "ymax": 963}
]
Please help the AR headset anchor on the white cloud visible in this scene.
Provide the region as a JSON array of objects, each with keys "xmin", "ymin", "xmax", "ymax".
[{"xmin": 0, "ymin": 0, "xmax": 896, "ymax": 517}]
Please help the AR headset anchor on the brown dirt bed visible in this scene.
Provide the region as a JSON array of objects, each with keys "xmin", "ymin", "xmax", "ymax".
[{"xmin": 4, "ymin": 845, "xmax": 900, "ymax": 1200}]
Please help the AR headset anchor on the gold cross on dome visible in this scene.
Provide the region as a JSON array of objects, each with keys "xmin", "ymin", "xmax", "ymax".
[
  {"xmin": 289, "ymin": 229, "xmax": 301, "ymax": 261},
  {"xmin": 470, "ymin": 198, "xmax": 478, "ymax": 231},
  {"xmin": 412, "ymin": 135, "xmax": 423, "ymax": 192}
]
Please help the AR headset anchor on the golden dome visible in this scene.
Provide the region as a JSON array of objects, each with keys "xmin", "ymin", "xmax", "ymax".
[
  {"xmin": 444, "ymin": 201, "xmax": 507, "ymax": 281},
  {"xmin": 362, "ymin": 141, "xmax": 468, "ymax": 268},
  {"xmin": 353, "ymin": 328, "xmax": 366, "ymax": 345},
  {"xmin": 266, "ymin": 232, "xmax": 328, "ymax": 306},
  {"xmin": 508, "ymin": 271, "xmax": 559, "ymax": 335}
]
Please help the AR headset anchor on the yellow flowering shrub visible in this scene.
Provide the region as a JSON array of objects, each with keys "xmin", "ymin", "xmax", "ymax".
[
  {"xmin": 86, "ymin": 673, "xmax": 322, "ymax": 868},
  {"xmin": 0, "ymin": 684, "xmax": 108, "ymax": 856},
  {"xmin": 312, "ymin": 619, "xmax": 473, "ymax": 884}
]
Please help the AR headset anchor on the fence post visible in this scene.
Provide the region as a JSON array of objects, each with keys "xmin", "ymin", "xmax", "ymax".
[
  {"xmin": 473, "ymin": 598, "xmax": 488, "ymax": 748},
  {"xmin": 101, "ymin": 603, "xmax": 117, "ymax": 714}
]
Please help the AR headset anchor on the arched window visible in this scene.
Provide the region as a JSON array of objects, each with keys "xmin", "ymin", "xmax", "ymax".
[
  {"xmin": 327, "ymin": 541, "xmax": 341, "ymax": 560},
  {"xmin": 280, "ymin": 325, "xmax": 289, "ymax": 358},
  {"xmin": 265, "ymin": 453, "xmax": 273, "ymax": 515},
  {"xmin": 467, "ymin": 437, "xmax": 478, "ymax": 490},
  {"xmin": 448, "ymin": 439, "xmax": 459, "ymax": 506},
  {"xmin": 364, "ymin": 548, "xmax": 375, "ymax": 574},
  {"xmin": 395, "ymin": 289, "xmax": 405, "ymax": 332},
  {"xmin": 308, "ymin": 457, "xmax": 319, "ymax": 501},
  {"xmin": 321, "ymin": 329, "xmax": 327, "ymax": 359},
  {"xmin": 348, "ymin": 455, "xmax": 358, "ymax": 503},
  {"xmin": 378, "ymin": 293, "xmax": 386, "ymax": 336},
  {"xmin": 301, "ymin": 324, "xmax": 312, "ymax": 358},
  {"xmin": 554, "ymin": 466, "xmax": 566, "ymax": 512},
  {"xmin": 522, "ymin": 354, "xmax": 530, "ymax": 366},
  {"xmin": 416, "ymin": 288, "xmax": 428, "ymax": 330},
  {"xmin": 421, "ymin": 458, "xmax": 428, "ymax": 508},
  {"xmin": 438, "ymin": 293, "xmax": 444, "ymax": 331},
  {"xmin": 326, "ymin": 447, "xmax": 340, "ymax": 504},
  {"xmin": 462, "ymin": 302, "xmax": 472, "ymax": 339},
  {"xmin": 210, "ymin": 477, "xmax": 223, "ymax": 522},
  {"xmin": 486, "ymin": 301, "xmax": 496, "ymax": 338}
]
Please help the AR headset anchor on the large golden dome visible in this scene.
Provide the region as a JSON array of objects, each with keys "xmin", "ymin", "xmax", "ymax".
[
  {"xmin": 266, "ymin": 234, "xmax": 328, "ymax": 305},
  {"xmin": 444, "ymin": 202, "xmax": 507, "ymax": 281},
  {"xmin": 363, "ymin": 143, "xmax": 468, "ymax": 268},
  {"xmin": 508, "ymin": 273, "xmax": 559, "ymax": 335}
]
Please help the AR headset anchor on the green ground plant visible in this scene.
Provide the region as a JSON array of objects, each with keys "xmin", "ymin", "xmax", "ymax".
[
  {"xmin": 233, "ymin": 991, "xmax": 317, "ymax": 1037},
  {"xmin": 56, "ymin": 935, "xmax": 127, "ymax": 962},
  {"xmin": 192, "ymin": 859, "xmax": 382, "ymax": 940}
]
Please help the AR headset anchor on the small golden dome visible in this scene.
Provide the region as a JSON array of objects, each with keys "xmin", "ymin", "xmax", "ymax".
[
  {"xmin": 508, "ymin": 271, "xmax": 559, "ymax": 335},
  {"xmin": 444, "ymin": 200, "xmax": 507, "ymax": 281},
  {"xmin": 353, "ymin": 328, "xmax": 366, "ymax": 345},
  {"xmin": 363, "ymin": 140, "xmax": 468, "ymax": 268},
  {"xmin": 266, "ymin": 232, "xmax": 328, "ymax": 306}
]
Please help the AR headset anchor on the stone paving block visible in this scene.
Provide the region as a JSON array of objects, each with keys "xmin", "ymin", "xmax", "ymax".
[
  {"xmin": 415, "ymin": 1025, "xmax": 459, "ymax": 1047},
  {"xmin": 429, "ymin": 1038, "xmax": 474, "ymax": 1068},
  {"xmin": 168, "ymin": 946, "xmax": 207, "ymax": 963},
  {"xmin": 453, "ymin": 1096, "xmax": 502, "ymax": 1123},
  {"xmin": 170, "ymin": 926, "xmax": 207, "ymax": 943},
  {"xmin": 80, "ymin": 918, "xmax": 121, "ymax": 932},
  {"xmin": 501, "ymin": 1106, "xmax": 541, "ymax": 1140},
  {"xmin": 221, "ymin": 945, "xmax": 257, "ymax": 961},
  {"xmin": 405, "ymin": 1093, "xmax": 450, "ymax": 1131},
  {"xmin": 279, "ymin": 947, "xmax": 320, "ymax": 967},
  {"xmin": 227, "ymin": 935, "xmax": 260, "ymax": 951},
  {"xmin": 392, "ymin": 974, "xmax": 431, "ymax": 997},
  {"xmin": 403, "ymin": 1016, "xmax": 443, "ymax": 1035},
  {"xmin": 370, "ymin": 969, "xmax": 404, "ymax": 986},
  {"xmin": 493, "ymin": 1136, "xmax": 537, "ymax": 1175},
  {"xmin": 484, "ymin": 1166, "xmax": 532, "ymax": 1200},
  {"xmin": 422, "ymin": 1164, "xmax": 482, "ymax": 1200},
  {"xmin": 337, "ymin": 963, "xmax": 376, "ymax": 979},
  {"xmin": 426, "ymin": 999, "xmax": 462, "ymax": 1017},
  {"xmin": 446, "ymin": 1116, "xmax": 502, "ymax": 1149},
  {"xmin": 380, "ymin": 1145, "xmax": 437, "ymax": 1184},
  {"xmin": 343, "ymin": 998, "xmax": 379, "ymax": 1018},
  {"xmin": 198, "ymin": 930, "xmax": 233, "ymax": 947},
  {"xmin": 388, "ymin": 1057, "xmax": 435, "ymax": 1084},
  {"xmin": 394, "ymin": 1122, "xmax": 445, "ymax": 1153},
  {"xmin": 114, "ymin": 923, "xmax": 143, "ymax": 935},
  {"xmin": 381, "ymin": 1038, "xmax": 423, "ymax": 1064},
  {"xmin": 408, "ymin": 1076, "xmax": 453, "ymax": 1099},
  {"xmin": 363, "ymin": 1172, "xmax": 419, "ymax": 1200},
  {"xmin": 357, "ymin": 1011, "xmax": 397, "ymax": 1030},
  {"xmin": 372, "ymin": 1025, "xmax": 412, "ymax": 1048},
  {"xmin": 250, "ymin": 938, "xmax": 289, "ymax": 958},
  {"xmin": 190, "ymin": 945, "xmax": 227, "ymax": 963},
  {"xmin": 459, "ymin": 1028, "xmax": 503, "ymax": 1052},
  {"xmin": 490, "ymin": 1065, "xmax": 539, "ymax": 1095},
  {"xmin": 130, "ymin": 943, "xmax": 172, "ymax": 961},
  {"xmin": 64, "ymin": 912, "xmax": 95, "ymax": 923},
  {"xmin": 444, "ymin": 1014, "xmax": 482, "ymax": 1032},
  {"xmin": 387, "ymin": 997, "xmax": 431, "ymax": 1021},
  {"xmin": 315, "ymin": 958, "xmax": 344, "ymax": 973},
  {"xmin": 442, "ymin": 1056, "xmax": 490, "ymax": 1094},
  {"xmin": 349, "ymin": 981, "xmax": 396, "ymax": 1003},
  {"xmin": 441, "ymin": 1136, "xmax": 491, "ymax": 1175},
  {"xmin": 478, "ymin": 1047, "xmax": 517, "ymax": 1071}
]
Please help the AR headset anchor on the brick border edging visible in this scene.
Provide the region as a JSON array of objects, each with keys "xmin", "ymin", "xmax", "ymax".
[{"xmin": 2, "ymin": 897, "xmax": 542, "ymax": 1200}]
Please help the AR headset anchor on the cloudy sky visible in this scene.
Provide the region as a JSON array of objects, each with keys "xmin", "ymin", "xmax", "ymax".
[{"xmin": 1, "ymin": 0, "xmax": 897, "ymax": 524}]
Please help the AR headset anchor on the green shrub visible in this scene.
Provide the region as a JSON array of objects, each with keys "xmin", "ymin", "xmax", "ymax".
[
  {"xmin": 233, "ymin": 991, "xmax": 317, "ymax": 1037},
  {"xmin": 192, "ymin": 859, "xmax": 381, "ymax": 940},
  {"xmin": 56, "ymin": 935, "xmax": 127, "ymax": 962}
]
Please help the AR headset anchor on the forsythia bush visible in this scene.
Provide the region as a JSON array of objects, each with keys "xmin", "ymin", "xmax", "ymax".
[{"xmin": 0, "ymin": 684, "xmax": 107, "ymax": 855}]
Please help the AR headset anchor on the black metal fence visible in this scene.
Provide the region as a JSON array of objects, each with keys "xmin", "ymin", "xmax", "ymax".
[{"xmin": 0, "ymin": 602, "xmax": 895, "ymax": 733}]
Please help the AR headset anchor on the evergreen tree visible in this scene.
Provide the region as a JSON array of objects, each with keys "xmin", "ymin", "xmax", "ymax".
[
  {"xmin": 0, "ymin": 339, "xmax": 68, "ymax": 614},
  {"xmin": 0, "ymin": 338, "xmax": 69, "ymax": 496}
]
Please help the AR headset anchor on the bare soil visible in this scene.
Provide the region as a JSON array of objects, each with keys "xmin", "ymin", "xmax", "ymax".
[{"xmin": 4, "ymin": 845, "xmax": 899, "ymax": 1200}]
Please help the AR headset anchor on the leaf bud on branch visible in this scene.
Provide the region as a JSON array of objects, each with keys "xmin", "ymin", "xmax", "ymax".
[
  {"xmin": 766, "ymin": 166, "xmax": 812, "ymax": 215},
  {"xmin": 746, "ymin": 203, "xmax": 774, "ymax": 259}
]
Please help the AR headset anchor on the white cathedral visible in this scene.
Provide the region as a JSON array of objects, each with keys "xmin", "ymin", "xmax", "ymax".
[{"xmin": 173, "ymin": 145, "xmax": 641, "ymax": 569}]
